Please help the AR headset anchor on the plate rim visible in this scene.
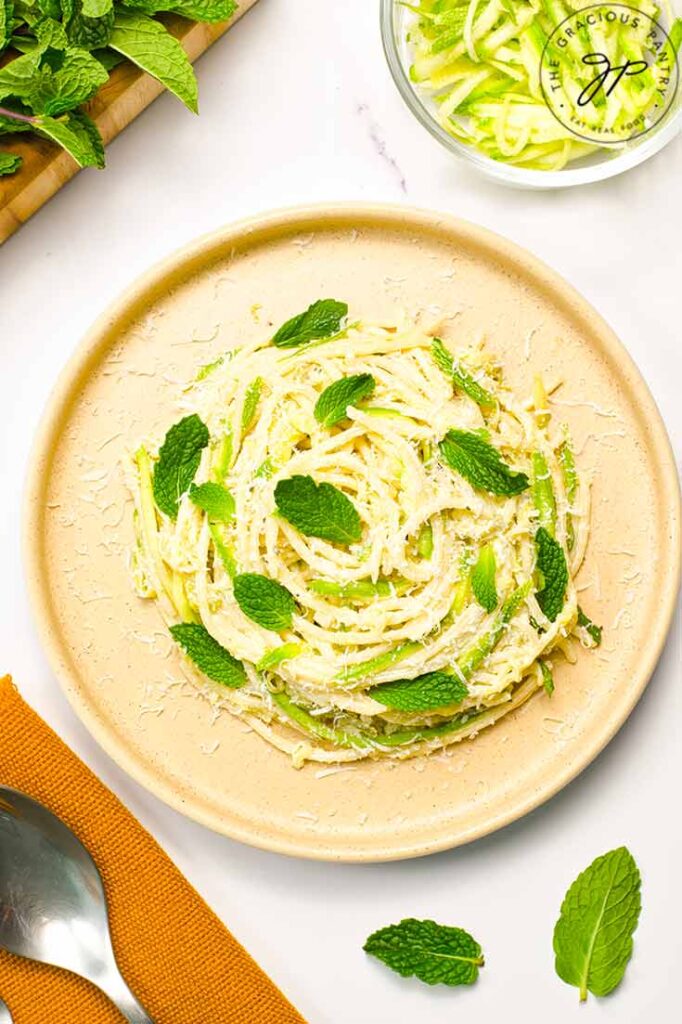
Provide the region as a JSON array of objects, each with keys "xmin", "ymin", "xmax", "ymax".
[{"xmin": 23, "ymin": 202, "xmax": 682, "ymax": 861}]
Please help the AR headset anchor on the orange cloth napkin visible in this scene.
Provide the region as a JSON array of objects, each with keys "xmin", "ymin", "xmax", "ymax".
[{"xmin": 0, "ymin": 676, "xmax": 307, "ymax": 1024}]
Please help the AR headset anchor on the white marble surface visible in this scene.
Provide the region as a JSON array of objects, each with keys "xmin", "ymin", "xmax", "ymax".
[{"xmin": 1, "ymin": 1, "xmax": 681, "ymax": 1021}]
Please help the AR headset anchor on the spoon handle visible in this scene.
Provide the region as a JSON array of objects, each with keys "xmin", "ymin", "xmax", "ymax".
[{"xmin": 98, "ymin": 965, "xmax": 155, "ymax": 1024}]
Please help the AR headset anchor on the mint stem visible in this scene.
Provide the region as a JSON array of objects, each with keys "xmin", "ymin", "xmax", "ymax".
[{"xmin": 0, "ymin": 105, "xmax": 36, "ymax": 125}]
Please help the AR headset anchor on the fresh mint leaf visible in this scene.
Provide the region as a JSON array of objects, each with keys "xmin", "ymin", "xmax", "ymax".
[
  {"xmin": 62, "ymin": 0, "xmax": 115, "ymax": 50},
  {"xmin": 0, "ymin": 151, "xmax": 21, "ymax": 175},
  {"xmin": 233, "ymin": 572, "xmax": 296, "ymax": 632},
  {"xmin": 314, "ymin": 373, "xmax": 376, "ymax": 427},
  {"xmin": 0, "ymin": 113, "xmax": 33, "ymax": 135},
  {"xmin": 274, "ymin": 474, "xmax": 362, "ymax": 546},
  {"xmin": 109, "ymin": 11, "xmax": 199, "ymax": 112},
  {"xmin": 189, "ymin": 481, "xmax": 235, "ymax": 521},
  {"xmin": 364, "ymin": 918, "xmax": 484, "ymax": 987},
  {"xmin": 28, "ymin": 46, "xmax": 109, "ymax": 116},
  {"xmin": 554, "ymin": 847, "xmax": 641, "ymax": 1002},
  {"xmin": 372, "ymin": 670, "xmax": 468, "ymax": 712},
  {"xmin": 83, "ymin": 0, "xmax": 114, "ymax": 15},
  {"xmin": 431, "ymin": 339, "xmax": 496, "ymax": 411},
  {"xmin": 152, "ymin": 413, "xmax": 209, "ymax": 519},
  {"xmin": 577, "ymin": 606, "xmax": 602, "ymax": 647},
  {"xmin": 0, "ymin": 0, "xmax": 12, "ymax": 51},
  {"xmin": 170, "ymin": 622, "xmax": 246, "ymax": 687},
  {"xmin": 471, "ymin": 543, "xmax": 497, "ymax": 613},
  {"xmin": 0, "ymin": 50, "xmax": 43, "ymax": 104},
  {"xmin": 439, "ymin": 429, "xmax": 529, "ymax": 497},
  {"xmin": 121, "ymin": 0, "xmax": 237, "ymax": 21},
  {"xmin": 93, "ymin": 47, "xmax": 124, "ymax": 70},
  {"xmin": 535, "ymin": 526, "xmax": 568, "ymax": 622},
  {"xmin": 272, "ymin": 299, "xmax": 348, "ymax": 349},
  {"xmin": 35, "ymin": 110, "xmax": 105, "ymax": 167},
  {"xmin": 37, "ymin": 0, "xmax": 62, "ymax": 17}
]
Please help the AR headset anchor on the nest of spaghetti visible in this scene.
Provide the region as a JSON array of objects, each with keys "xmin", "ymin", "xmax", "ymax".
[{"xmin": 129, "ymin": 301, "xmax": 601, "ymax": 765}]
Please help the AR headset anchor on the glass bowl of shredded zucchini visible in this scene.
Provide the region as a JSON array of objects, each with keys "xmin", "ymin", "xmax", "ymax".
[
  {"xmin": 382, "ymin": 0, "xmax": 681, "ymax": 186},
  {"xmin": 128, "ymin": 300, "xmax": 602, "ymax": 767}
]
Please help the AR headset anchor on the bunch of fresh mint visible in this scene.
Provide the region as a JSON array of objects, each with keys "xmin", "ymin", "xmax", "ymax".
[{"xmin": 0, "ymin": 0, "xmax": 238, "ymax": 178}]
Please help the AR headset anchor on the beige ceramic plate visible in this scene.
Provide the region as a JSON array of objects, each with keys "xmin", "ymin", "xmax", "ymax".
[{"xmin": 25, "ymin": 204, "xmax": 680, "ymax": 861}]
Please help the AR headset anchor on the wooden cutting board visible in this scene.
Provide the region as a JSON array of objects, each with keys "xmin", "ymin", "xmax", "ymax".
[{"xmin": 0, "ymin": 1, "xmax": 258, "ymax": 244}]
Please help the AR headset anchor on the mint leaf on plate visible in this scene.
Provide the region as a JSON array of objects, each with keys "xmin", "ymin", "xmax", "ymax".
[
  {"xmin": 372, "ymin": 670, "xmax": 468, "ymax": 712},
  {"xmin": 438, "ymin": 429, "xmax": 529, "ymax": 497},
  {"xmin": 314, "ymin": 373, "xmax": 376, "ymax": 427},
  {"xmin": 170, "ymin": 622, "xmax": 246, "ymax": 687},
  {"xmin": 364, "ymin": 918, "xmax": 484, "ymax": 987},
  {"xmin": 109, "ymin": 11, "xmax": 199, "ymax": 112},
  {"xmin": 274, "ymin": 474, "xmax": 362, "ymax": 546},
  {"xmin": 471, "ymin": 543, "xmax": 497, "ymax": 613},
  {"xmin": 271, "ymin": 299, "xmax": 348, "ymax": 349},
  {"xmin": 535, "ymin": 526, "xmax": 568, "ymax": 622},
  {"xmin": 233, "ymin": 573, "xmax": 296, "ymax": 632},
  {"xmin": 554, "ymin": 847, "xmax": 641, "ymax": 1002},
  {"xmin": 189, "ymin": 481, "xmax": 235, "ymax": 522},
  {"xmin": 153, "ymin": 413, "xmax": 209, "ymax": 519}
]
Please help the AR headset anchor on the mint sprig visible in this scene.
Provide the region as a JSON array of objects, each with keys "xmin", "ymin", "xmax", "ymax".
[
  {"xmin": 271, "ymin": 299, "xmax": 348, "ymax": 349},
  {"xmin": 364, "ymin": 919, "xmax": 484, "ymax": 987},
  {"xmin": 233, "ymin": 573, "xmax": 296, "ymax": 632},
  {"xmin": 470, "ymin": 543, "xmax": 497, "ymax": 613},
  {"xmin": 554, "ymin": 847, "xmax": 642, "ymax": 1002},
  {"xmin": 274, "ymin": 474, "xmax": 362, "ymax": 546},
  {"xmin": 438, "ymin": 430, "xmax": 529, "ymax": 497},
  {"xmin": 0, "ymin": 0, "xmax": 238, "ymax": 176},
  {"xmin": 535, "ymin": 527, "xmax": 568, "ymax": 622},
  {"xmin": 152, "ymin": 414, "xmax": 209, "ymax": 519},
  {"xmin": 314, "ymin": 373, "xmax": 376, "ymax": 427},
  {"xmin": 169, "ymin": 622, "xmax": 246, "ymax": 688}
]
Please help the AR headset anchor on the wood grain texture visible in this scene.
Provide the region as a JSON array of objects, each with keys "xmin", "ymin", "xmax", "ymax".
[{"xmin": 0, "ymin": 1, "xmax": 258, "ymax": 244}]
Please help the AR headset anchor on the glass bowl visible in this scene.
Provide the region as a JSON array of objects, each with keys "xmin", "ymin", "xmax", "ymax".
[{"xmin": 380, "ymin": 0, "xmax": 682, "ymax": 188}]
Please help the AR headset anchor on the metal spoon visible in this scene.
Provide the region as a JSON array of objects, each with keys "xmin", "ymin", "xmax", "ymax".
[
  {"xmin": 0, "ymin": 786, "xmax": 154, "ymax": 1023},
  {"xmin": 0, "ymin": 997, "xmax": 14, "ymax": 1024}
]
